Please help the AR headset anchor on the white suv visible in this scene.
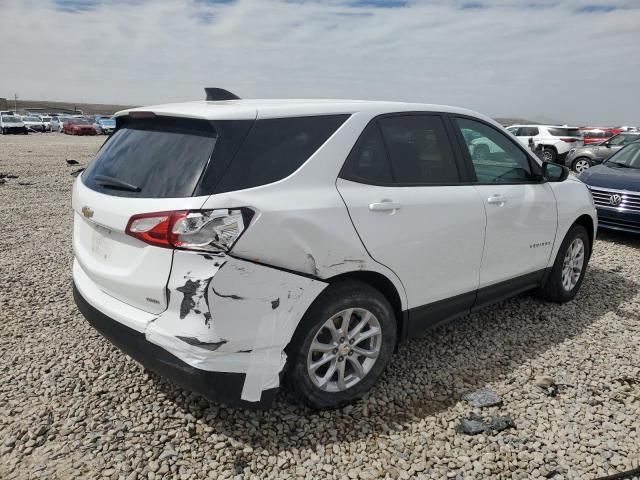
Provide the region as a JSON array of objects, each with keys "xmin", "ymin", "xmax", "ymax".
[
  {"xmin": 72, "ymin": 90, "xmax": 597, "ymax": 409},
  {"xmin": 507, "ymin": 125, "xmax": 584, "ymax": 163}
]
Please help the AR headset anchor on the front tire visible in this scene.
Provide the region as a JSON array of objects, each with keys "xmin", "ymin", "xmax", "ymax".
[
  {"xmin": 572, "ymin": 157, "xmax": 592, "ymax": 173},
  {"xmin": 285, "ymin": 280, "xmax": 396, "ymax": 409},
  {"xmin": 538, "ymin": 225, "xmax": 590, "ymax": 303}
]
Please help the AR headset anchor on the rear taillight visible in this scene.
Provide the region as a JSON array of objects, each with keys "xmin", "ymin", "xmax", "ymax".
[
  {"xmin": 125, "ymin": 208, "xmax": 253, "ymax": 252},
  {"xmin": 561, "ymin": 138, "xmax": 579, "ymax": 143}
]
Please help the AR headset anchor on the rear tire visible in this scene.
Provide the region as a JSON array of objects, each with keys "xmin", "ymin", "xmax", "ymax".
[
  {"xmin": 537, "ymin": 225, "xmax": 590, "ymax": 303},
  {"xmin": 542, "ymin": 147, "xmax": 557, "ymax": 163},
  {"xmin": 572, "ymin": 157, "xmax": 592, "ymax": 173},
  {"xmin": 285, "ymin": 280, "xmax": 396, "ymax": 409}
]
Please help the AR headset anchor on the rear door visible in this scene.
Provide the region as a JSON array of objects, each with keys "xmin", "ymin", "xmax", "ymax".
[
  {"xmin": 337, "ymin": 114, "xmax": 486, "ymax": 332},
  {"xmin": 73, "ymin": 116, "xmax": 221, "ymax": 314},
  {"xmin": 451, "ymin": 116, "xmax": 557, "ymax": 302}
]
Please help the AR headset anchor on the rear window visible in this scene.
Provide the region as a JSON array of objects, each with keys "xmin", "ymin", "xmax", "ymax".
[
  {"xmin": 548, "ymin": 127, "xmax": 581, "ymax": 137},
  {"xmin": 211, "ymin": 115, "xmax": 349, "ymax": 194},
  {"xmin": 82, "ymin": 117, "xmax": 217, "ymax": 198},
  {"xmin": 83, "ymin": 114, "xmax": 348, "ymax": 198}
]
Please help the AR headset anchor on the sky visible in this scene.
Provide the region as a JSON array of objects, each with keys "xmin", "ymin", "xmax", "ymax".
[{"xmin": 1, "ymin": 0, "xmax": 639, "ymax": 125}]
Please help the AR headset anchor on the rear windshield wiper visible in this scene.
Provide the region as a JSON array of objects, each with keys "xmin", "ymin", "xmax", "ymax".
[{"xmin": 94, "ymin": 174, "xmax": 141, "ymax": 192}]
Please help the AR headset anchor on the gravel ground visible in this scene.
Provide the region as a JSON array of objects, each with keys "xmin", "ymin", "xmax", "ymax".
[{"xmin": 1, "ymin": 134, "xmax": 639, "ymax": 480}]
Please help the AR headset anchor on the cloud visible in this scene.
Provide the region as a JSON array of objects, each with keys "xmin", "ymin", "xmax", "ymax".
[{"xmin": 0, "ymin": 0, "xmax": 639, "ymax": 125}]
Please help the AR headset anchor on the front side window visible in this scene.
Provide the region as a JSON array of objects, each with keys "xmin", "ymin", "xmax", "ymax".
[
  {"xmin": 455, "ymin": 117, "xmax": 538, "ymax": 184},
  {"xmin": 377, "ymin": 115, "xmax": 460, "ymax": 184}
]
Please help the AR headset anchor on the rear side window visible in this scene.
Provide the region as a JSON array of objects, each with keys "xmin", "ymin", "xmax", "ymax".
[
  {"xmin": 378, "ymin": 115, "xmax": 460, "ymax": 184},
  {"xmin": 340, "ymin": 123, "xmax": 393, "ymax": 184},
  {"xmin": 548, "ymin": 127, "xmax": 581, "ymax": 137},
  {"xmin": 213, "ymin": 115, "xmax": 349, "ymax": 194},
  {"xmin": 83, "ymin": 117, "xmax": 217, "ymax": 198}
]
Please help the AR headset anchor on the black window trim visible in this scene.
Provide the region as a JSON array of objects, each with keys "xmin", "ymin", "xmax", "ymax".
[
  {"xmin": 447, "ymin": 113, "xmax": 545, "ymax": 186},
  {"xmin": 339, "ymin": 111, "xmax": 472, "ymax": 187}
]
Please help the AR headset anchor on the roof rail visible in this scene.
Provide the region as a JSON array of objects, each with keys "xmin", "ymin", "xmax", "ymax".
[{"xmin": 204, "ymin": 88, "xmax": 240, "ymax": 101}]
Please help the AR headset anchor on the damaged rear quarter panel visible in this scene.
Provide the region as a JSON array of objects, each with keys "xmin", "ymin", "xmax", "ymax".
[{"xmin": 146, "ymin": 250, "xmax": 327, "ymax": 382}]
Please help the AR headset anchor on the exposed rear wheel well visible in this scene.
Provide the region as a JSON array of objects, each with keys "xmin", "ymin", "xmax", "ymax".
[{"xmin": 327, "ymin": 271, "xmax": 405, "ymax": 341}]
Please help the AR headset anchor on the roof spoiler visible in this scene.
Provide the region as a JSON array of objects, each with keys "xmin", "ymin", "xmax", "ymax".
[{"xmin": 204, "ymin": 88, "xmax": 240, "ymax": 101}]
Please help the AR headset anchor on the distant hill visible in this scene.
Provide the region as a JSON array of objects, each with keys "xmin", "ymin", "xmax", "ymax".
[
  {"xmin": 0, "ymin": 98, "xmax": 136, "ymax": 115},
  {"xmin": 1, "ymin": 98, "xmax": 545, "ymax": 125}
]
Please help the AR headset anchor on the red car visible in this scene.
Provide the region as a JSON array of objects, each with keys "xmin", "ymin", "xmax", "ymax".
[
  {"xmin": 580, "ymin": 127, "xmax": 620, "ymax": 145},
  {"xmin": 64, "ymin": 118, "xmax": 98, "ymax": 136}
]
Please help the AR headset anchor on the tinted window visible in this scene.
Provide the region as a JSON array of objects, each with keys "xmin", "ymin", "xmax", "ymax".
[
  {"xmin": 455, "ymin": 117, "xmax": 537, "ymax": 184},
  {"xmin": 548, "ymin": 127, "xmax": 581, "ymax": 137},
  {"xmin": 214, "ymin": 115, "xmax": 349, "ymax": 194},
  {"xmin": 519, "ymin": 127, "xmax": 539, "ymax": 136},
  {"xmin": 378, "ymin": 115, "xmax": 460, "ymax": 184},
  {"xmin": 83, "ymin": 118, "xmax": 217, "ymax": 198},
  {"xmin": 340, "ymin": 123, "xmax": 392, "ymax": 184}
]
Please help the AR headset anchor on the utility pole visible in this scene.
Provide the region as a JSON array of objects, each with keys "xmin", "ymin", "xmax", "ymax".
[{"xmin": 13, "ymin": 93, "xmax": 18, "ymax": 112}]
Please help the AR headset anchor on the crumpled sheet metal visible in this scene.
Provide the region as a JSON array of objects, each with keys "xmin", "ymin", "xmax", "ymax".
[{"xmin": 146, "ymin": 250, "xmax": 327, "ymax": 402}]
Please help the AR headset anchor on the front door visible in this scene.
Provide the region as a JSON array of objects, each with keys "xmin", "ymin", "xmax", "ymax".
[
  {"xmin": 451, "ymin": 116, "xmax": 557, "ymax": 302},
  {"xmin": 337, "ymin": 114, "xmax": 486, "ymax": 331}
]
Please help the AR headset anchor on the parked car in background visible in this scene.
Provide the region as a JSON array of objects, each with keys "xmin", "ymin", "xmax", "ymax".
[
  {"xmin": 64, "ymin": 118, "xmax": 98, "ymax": 135},
  {"xmin": 93, "ymin": 117, "xmax": 116, "ymax": 135},
  {"xmin": 565, "ymin": 132, "xmax": 640, "ymax": 173},
  {"xmin": 580, "ymin": 128, "xmax": 620, "ymax": 145},
  {"xmin": 21, "ymin": 115, "xmax": 46, "ymax": 132},
  {"xmin": 50, "ymin": 116, "xmax": 70, "ymax": 132},
  {"xmin": 72, "ymin": 92, "xmax": 596, "ymax": 408},
  {"xmin": 0, "ymin": 114, "xmax": 28, "ymax": 134},
  {"xmin": 40, "ymin": 115, "xmax": 52, "ymax": 131},
  {"xmin": 506, "ymin": 125, "xmax": 583, "ymax": 163},
  {"xmin": 578, "ymin": 141, "xmax": 640, "ymax": 233}
]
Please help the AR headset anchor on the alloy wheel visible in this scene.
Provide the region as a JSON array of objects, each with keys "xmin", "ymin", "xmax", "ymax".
[
  {"xmin": 561, "ymin": 238, "xmax": 585, "ymax": 291},
  {"xmin": 574, "ymin": 159, "xmax": 590, "ymax": 173},
  {"xmin": 307, "ymin": 308, "xmax": 382, "ymax": 392}
]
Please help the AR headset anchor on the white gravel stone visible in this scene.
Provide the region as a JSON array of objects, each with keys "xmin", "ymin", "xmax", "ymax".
[{"xmin": 1, "ymin": 134, "xmax": 639, "ymax": 479}]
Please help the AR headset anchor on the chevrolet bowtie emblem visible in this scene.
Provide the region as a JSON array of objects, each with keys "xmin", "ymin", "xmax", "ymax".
[{"xmin": 82, "ymin": 206, "xmax": 94, "ymax": 219}]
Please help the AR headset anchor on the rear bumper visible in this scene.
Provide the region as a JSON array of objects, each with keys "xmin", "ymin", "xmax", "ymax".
[
  {"xmin": 72, "ymin": 251, "xmax": 327, "ymax": 407},
  {"xmin": 74, "ymin": 283, "xmax": 277, "ymax": 408},
  {"xmin": 2, "ymin": 126, "xmax": 27, "ymax": 133}
]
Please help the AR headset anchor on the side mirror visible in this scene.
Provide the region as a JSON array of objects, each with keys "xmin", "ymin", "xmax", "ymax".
[{"xmin": 542, "ymin": 161, "xmax": 569, "ymax": 182}]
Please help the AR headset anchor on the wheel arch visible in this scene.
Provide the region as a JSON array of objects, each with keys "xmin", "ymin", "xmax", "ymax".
[
  {"xmin": 573, "ymin": 214, "xmax": 595, "ymax": 258},
  {"xmin": 326, "ymin": 270, "xmax": 407, "ymax": 342}
]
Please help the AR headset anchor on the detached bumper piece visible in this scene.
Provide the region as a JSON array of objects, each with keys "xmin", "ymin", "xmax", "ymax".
[{"xmin": 73, "ymin": 283, "xmax": 277, "ymax": 409}]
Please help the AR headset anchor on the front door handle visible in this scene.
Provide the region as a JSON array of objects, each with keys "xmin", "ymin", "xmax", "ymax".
[
  {"xmin": 369, "ymin": 200, "xmax": 402, "ymax": 212},
  {"xmin": 487, "ymin": 195, "xmax": 508, "ymax": 206}
]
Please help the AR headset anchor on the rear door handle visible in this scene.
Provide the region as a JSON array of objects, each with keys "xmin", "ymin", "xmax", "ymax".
[
  {"xmin": 487, "ymin": 195, "xmax": 508, "ymax": 205},
  {"xmin": 369, "ymin": 201, "xmax": 402, "ymax": 212}
]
